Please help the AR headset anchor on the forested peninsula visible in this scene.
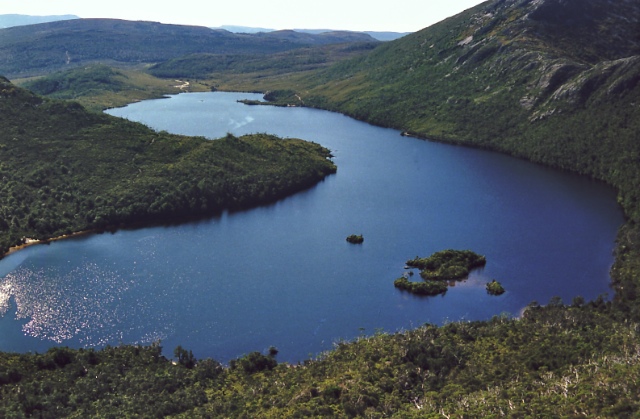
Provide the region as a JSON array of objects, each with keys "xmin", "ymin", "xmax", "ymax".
[{"xmin": 0, "ymin": 77, "xmax": 336, "ymax": 256}]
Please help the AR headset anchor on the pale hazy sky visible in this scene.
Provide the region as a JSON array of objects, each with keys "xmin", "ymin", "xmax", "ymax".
[{"xmin": 0, "ymin": 0, "xmax": 487, "ymax": 33}]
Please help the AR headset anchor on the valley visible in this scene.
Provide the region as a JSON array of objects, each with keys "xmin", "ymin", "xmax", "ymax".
[{"xmin": 0, "ymin": 0, "xmax": 639, "ymax": 416}]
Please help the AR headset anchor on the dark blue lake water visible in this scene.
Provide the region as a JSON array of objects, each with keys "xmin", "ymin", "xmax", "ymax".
[{"xmin": 0, "ymin": 92, "xmax": 624, "ymax": 363}]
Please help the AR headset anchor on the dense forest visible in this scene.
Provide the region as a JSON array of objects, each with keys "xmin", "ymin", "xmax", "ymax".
[
  {"xmin": 2, "ymin": 0, "xmax": 640, "ymax": 416},
  {"xmin": 0, "ymin": 76, "xmax": 336, "ymax": 256}
]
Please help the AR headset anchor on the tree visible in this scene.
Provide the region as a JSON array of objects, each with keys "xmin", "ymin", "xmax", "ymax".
[{"xmin": 174, "ymin": 346, "xmax": 196, "ymax": 369}]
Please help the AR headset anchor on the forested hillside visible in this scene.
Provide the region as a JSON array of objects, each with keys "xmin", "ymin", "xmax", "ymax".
[
  {"xmin": 0, "ymin": 18, "xmax": 376, "ymax": 77},
  {"xmin": 0, "ymin": 77, "xmax": 336, "ymax": 256},
  {"xmin": 19, "ymin": 65, "xmax": 211, "ymax": 111},
  {"xmin": 17, "ymin": 42, "xmax": 379, "ymax": 111},
  {"xmin": 147, "ymin": 42, "xmax": 379, "ymax": 80}
]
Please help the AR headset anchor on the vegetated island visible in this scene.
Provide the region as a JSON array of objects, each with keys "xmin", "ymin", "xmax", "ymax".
[
  {"xmin": 394, "ymin": 249, "xmax": 486, "ymax": 296},
  {"xmin": 346, "ymin": 234, "xmax": 364, "ymax": 244},
  {"xmin": 486, "ymin": 279, "xmax": 506, "ymax": 295}
]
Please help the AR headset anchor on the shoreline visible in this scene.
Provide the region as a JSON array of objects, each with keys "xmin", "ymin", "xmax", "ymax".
[{"xmin": 5, "ymin": 230, "xmax": 96, "ymax": 257}]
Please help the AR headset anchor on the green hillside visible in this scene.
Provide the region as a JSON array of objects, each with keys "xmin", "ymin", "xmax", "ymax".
[
  {"xmin": 16, "ymin": 43, "xmax": 378, "ymax": 111},
  {"xmin": 0, "ymin": 18, "xmax": 377, "ymax": 78},
  {"xmin": 0, "ymin": 77, "xmax": 336, "ymax": 256},
  {"xmin": 18, "ymin": 64, "xmax": 211, "ymax": 111},
  {"xmin": 147, "ymin": 42, "xmax": 379, "ymax": 80}
]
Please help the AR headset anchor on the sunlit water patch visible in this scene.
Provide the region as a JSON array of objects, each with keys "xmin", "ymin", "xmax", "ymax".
[
  {"xmin": 1, "ymin": 264, "xmax": 127, "ymax": 344},
  {"xmin": 0, "ymin": 234, "xmax": 183, "ymax": 348}
]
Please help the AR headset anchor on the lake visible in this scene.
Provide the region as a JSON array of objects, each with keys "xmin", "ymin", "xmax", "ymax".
[{"xmin": 0, "ymin": 92, "xmax": 624, "ymax": 363}]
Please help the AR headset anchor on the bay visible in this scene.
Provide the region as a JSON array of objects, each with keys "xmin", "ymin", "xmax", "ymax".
[{"xmin": 0, "ymin": 92, "xmax": 624, "ymax": 363}]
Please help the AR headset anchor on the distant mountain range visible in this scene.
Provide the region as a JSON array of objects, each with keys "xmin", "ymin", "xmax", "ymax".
[
  {"xmin": 216, "ymin": 25, "xmax": 409, "ymax": 41},
  {"xmin": 0, "ymin": 14, "xmax": 79, "ymax": 28},
  {"xmin": 0, "ymin": 18, "xmax": 378, "ymax": 78},
  {"xmin": 0, "ymin": 15, "xmax": 406, "ymax": 41}
]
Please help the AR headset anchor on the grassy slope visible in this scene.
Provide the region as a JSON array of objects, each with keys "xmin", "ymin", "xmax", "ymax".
[
  {"xmin": 0, "ymin": 77, "xmax": 336, "ymax": 256},
  {"xmin": 147, "ymin": 42, "xmax": 379, "ymax": 87},
  {"xmin": 16, "ymin": 65, "xmax": 212, "ymax": 112}
]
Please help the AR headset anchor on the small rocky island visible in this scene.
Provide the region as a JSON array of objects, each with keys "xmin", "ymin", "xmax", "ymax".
[
  {"xmin": 394, "ymin": 249, "xmax": 487, "ymax": 296},
  {"xmin": 346, "ymin": 234, "xmax": 364, "ymax": 244},
  {"xmin": 486, "ymin": 279, "xmax": 506, "ymax": 295}
]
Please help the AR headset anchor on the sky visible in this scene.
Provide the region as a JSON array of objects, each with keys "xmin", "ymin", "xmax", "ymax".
[{"xmin": 0, "ymin": 0, "xmax": 487, "ymax": 33}]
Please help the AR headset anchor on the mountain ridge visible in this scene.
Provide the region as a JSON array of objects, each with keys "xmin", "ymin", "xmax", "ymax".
[
  {"xmin": 0, "ymin": 18, "xmax": 377, "ymax": 78},
  {"xmin": 216, "ymin": 25, "xmax": 409, "ymax": 41},
  {"xmin": 0, "ymin": 14, "xmax": 78, "ymax": 29}
]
